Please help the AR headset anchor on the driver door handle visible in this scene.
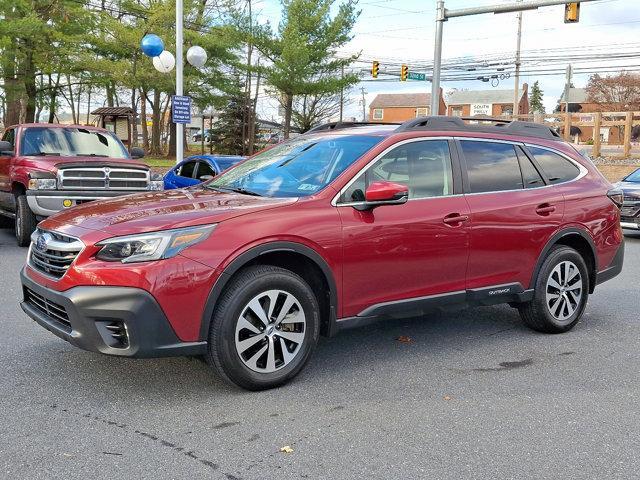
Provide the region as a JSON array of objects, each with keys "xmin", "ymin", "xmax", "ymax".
[{"xmin": 443, "ymin": 213, "xmax": 469, "ymax": 226}]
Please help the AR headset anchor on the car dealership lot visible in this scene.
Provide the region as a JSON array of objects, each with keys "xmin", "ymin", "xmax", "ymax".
[{"xmin": 1, "ymin": 226, "xmax": 639, "ymax": 480}]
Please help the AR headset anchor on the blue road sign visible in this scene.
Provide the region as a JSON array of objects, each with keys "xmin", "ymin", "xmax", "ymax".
[{"xmin": 172, "ymin": 95, "xmax": 192, "ymax": 124}]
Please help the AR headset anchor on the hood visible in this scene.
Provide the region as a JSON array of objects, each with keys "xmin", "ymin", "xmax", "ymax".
[
  {"xmin": 42, "ymin": 188, "xmax": 297, "ymax": 236},
  {"xmin": 19, "ymin": 155, "xmax": 147, "ymax": 174}
]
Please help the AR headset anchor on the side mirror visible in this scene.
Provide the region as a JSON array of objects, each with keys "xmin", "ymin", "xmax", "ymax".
[
  {"xmin": 0, "ymin": 140, "xmax": 14, "ymax": 155},
  {"xmin": 355, "ymin": 181, "xmax": 409, "ymax": 211},
  {"xmin": 130, "ymin": 147, "xmax": 145, "ymax": 159},
  {"xmin": 199, "ymin": 175, "xmax": 214, "ymax": 181}
]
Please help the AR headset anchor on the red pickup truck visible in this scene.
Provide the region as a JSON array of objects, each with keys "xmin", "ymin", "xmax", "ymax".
[{"xmin": 0, "ymin": 123, "xmax": 162, "ymax": 246}]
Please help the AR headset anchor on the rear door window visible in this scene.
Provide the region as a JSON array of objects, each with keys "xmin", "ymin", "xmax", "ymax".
[
  {"xmin": 460, "ymin": 140, "xmax": 523, "ymax": 193},
  {"xmin": 528, "ymin": 146, "xmax": 580, "ymax": 184},
  {"xmin": 197, "ymin": 161, "xmax": 216, "ymax": 179}
]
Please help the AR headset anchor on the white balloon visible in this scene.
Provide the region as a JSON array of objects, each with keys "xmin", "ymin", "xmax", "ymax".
[
  {"xmin": 153, "ymin": 50, "xmax": 175, "ymax": 73},
  {"xmin": 186, "ymin": 45, "xmax": 207, "ymax": 68}
]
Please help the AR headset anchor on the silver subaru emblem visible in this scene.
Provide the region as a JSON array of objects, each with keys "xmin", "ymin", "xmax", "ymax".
[{"xmin": 36, "ymin": 232, "xmax": 53, "ymax": 251}]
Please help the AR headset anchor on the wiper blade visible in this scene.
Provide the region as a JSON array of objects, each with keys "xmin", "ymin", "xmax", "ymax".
[
  {"xmin": 30, "ymin": 152, "xmax": 61, "ymax": 156},
  {"xmin": 209, "ymin": 186, "xmax": 262, "ymax": 196},
  {"xmin": 81, "ymin": 153, "xmax": 109, "ymax": 157}
]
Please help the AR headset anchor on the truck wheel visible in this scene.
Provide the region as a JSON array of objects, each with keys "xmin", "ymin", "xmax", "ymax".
[
  {"xmin": 207, "ymin": 265, "xmax": 320, "ymax": 390},
  {"xmin": 15, "ymin": 195, "xmax": 37, "ymax": 247},
  {"xmin": 518, "ymin": 245, "xmax": 589, "ymax": 333}
]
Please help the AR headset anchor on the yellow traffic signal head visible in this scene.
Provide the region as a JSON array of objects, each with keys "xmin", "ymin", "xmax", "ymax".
[
  {"xmin": 564, "ymin": 2, "xmax": 580, "ymax": 23},
  {"xmin": 401, "ymin": 64, "xmax": 408, "ymax": 81},
  {"xmin": 372, "ymin": 61, "xmax": 379, "ymax": 78}
]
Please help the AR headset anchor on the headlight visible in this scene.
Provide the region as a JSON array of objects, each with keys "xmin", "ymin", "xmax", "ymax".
[
  {"xmin": 28, "ymin": 178, "xmax": 57, "ymax": 190},
  {"xmin": 95, "ymin": 224, "xmax": 216, "ymax": 263},
  {"xmin": 148, "ymin": 180, "xmax": 164, "ymax": 191}
]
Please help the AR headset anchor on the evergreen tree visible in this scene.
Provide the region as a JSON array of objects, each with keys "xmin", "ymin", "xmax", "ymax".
[
  {"xmin": 256, "ymin": 0, "xmax": 360, "ymax": 138},
  {"xmin": 529, "ymin": 80, "xmax": 545, "ymax": 114}
]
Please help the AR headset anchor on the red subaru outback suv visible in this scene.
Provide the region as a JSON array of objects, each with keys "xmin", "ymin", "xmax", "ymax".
[{"xmin": 20, "ymin": 117, "xmax": 624, "ymax": 390}]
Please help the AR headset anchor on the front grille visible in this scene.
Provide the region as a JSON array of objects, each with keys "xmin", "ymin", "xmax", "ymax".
[
  {"xmin": 58, "ymin": 167, "xmax": 149, "ymax": 191},
  {"xmin": 23, "ymin": 287, "xmax": 71, "ymax": 332},
  {"xmin": 29, "ymin": 230, "xmax": 83, "ymax": 279}
]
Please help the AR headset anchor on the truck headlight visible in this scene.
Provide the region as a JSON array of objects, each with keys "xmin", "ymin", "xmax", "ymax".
[
  {"xmin": 28, "ymin": 178, "xmax": 57, "ymax": 190},
  {"xmin": 148, "ymin": 173, "xmax": 164, "ymax": 191},
  {"xmin": 95, "ymin": 224, "xmax": 216, "ymax": 263}
]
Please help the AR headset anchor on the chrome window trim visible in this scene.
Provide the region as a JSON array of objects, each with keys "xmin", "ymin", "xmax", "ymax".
[
  {"xmin": 331, "ymin": 136, "xmax": 590, "ymax": 206},
  {"xmin": 455, "ymin": 138, "xmax": 588, "ymax": 197},
  {"xmin": 331, "ymin": 136, "xmax": 454, "ymax": 207}
]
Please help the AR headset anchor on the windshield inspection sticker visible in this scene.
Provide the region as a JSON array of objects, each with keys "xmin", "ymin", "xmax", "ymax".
[{"xmin": 298, "ymin": 184, "xmax": 319, "ymax": 191}]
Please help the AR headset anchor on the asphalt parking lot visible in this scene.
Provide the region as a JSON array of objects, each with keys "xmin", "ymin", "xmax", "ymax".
[{"xmin": 1, "ymin": 225, "xmax": 639, "ymax": 480}]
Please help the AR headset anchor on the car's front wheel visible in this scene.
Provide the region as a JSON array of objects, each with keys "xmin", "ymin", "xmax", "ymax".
[
  {"xmin": 207, "ymin": 265, "xmax": 320, "ymax": 390},
  {"xmin": 15, "ymin": 195, "xmax": 37, "ymax": 247},
  {"xmin": 519, "ymin": 245, "xmax": 589, "ymax": 333}
]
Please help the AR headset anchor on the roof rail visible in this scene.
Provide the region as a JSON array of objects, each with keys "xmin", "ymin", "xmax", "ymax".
[
  {"xmin": 395, "ymin": 115, "xmax": 561, "ymax": 141},
  {"xmin": 306, "ymin": 121, "xmax": 400, "ymax": 134}
]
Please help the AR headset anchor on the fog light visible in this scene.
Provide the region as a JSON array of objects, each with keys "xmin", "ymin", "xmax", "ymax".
[{"xmin": 62, "ymin": 199, "xmax": 73, "ymax": 208}]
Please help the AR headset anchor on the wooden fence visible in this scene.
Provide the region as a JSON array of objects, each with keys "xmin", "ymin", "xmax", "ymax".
[{"xmin": 506, "ymin": 111, "xmax": 640, "ymax": 158}]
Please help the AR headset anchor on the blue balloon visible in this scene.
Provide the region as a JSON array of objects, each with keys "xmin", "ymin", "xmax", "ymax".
[{"xmin": 140, "ymin": 34, "xmax": 164, "ymax": 57}]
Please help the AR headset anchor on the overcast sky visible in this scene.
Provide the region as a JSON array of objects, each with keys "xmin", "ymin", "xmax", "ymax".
[{"xmin": 253, "ymin": 0, "xmax": 640, "ymax": 121}]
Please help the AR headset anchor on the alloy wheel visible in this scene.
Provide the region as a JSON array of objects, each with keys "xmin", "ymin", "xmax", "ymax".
[
  {"xmin": 235, "ymin": 289, "xmax": 306, "ymax": 373},
  {"xmin": 545, "ymin": 260, "xmax": 583, "ymax": 322}
]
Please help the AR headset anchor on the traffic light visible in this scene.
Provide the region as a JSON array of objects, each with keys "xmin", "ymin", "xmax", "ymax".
[
  {"xmin": 372, "ymin": 61, "xmax": 379, "ymax": 78},
  {"xmin": 401, "ymin": 64, "xmax": 408, "ymax": 82},
  {"xmin": 564, "ymin": 2, "xmax": 580, "ymax": 23}
]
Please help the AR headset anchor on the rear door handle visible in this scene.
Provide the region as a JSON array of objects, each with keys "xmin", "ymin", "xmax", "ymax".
[
  {"xmin": 443, "ymin": 213, "xmax": 469, "ymax": 225},
  {"xmin": 535, "ymin": 204, "xmax": 556, "ymax": 215}
]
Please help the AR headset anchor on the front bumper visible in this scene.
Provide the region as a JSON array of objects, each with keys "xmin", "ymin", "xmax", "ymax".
[
  {"xmin": 20, "ymin": 268, "xmax": 206, "ymax": 358},
  {"xmin": 26, "ymin": 190, "xmax": 150, "ymax": 217}
]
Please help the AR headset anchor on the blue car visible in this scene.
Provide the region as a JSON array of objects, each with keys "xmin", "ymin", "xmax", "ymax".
[{"xmin": 164, "ymin": 155, "xmax": 244, "ymax": 190}]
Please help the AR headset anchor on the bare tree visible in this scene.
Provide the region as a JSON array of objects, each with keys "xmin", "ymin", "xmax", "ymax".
[
  {"xmin": 586, "ymin": 72, "xmax": 640, "ymax": 111},
  {"xmin": 290, "ymin": 92, "xmax": 345, "ymax": 133}
]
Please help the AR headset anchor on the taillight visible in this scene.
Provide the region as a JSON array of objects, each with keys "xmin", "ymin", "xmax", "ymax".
[{"xmin": 607, "ymin": 188, "xmax": 624, "ymax": 208}]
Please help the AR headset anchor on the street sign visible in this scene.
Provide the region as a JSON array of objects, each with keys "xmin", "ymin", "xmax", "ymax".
[
  {"xmin": 171, "ymin": 95, "xmax": 192, "ymax": 124},
  {"xmin": 408, "ymin": 72, "xmax": 426, "ymax": 81}
]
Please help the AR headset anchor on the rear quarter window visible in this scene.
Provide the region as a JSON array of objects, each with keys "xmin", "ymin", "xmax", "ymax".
[{"xmin": 528, "ymin": 146, "xmax": 580, "ymax": 184}]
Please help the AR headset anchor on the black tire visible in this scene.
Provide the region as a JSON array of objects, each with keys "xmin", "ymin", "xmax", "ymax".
[
  {"xmin": 15, "ymin": 195, "xmax": 37, "ymax": 247},
  {"xmin": 518, "ymin": 245, "xmax": 589, "ymax": 333},
  {"xmin": 207, "ymin": 265, "xmax": 321, "ymax": 390}
]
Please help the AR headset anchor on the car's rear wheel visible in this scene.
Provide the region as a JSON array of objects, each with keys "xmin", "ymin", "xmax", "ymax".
[
  {"xmin": 519, "ymin": 245, "xmax": 589, "ymax": 333},
  {"xmin": 207, "ymin": 265, "xmax": 320, "ymax": 390},
  {"xmin": 16, "ymin": 195, "xmax": 37, "ymax": 247}
]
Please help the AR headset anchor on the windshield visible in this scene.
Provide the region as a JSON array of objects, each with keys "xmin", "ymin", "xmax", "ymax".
[
  {"xmin": 624, "ymin": 168, "xmax": 640, "ymax": 183},
  {"xmin": 206, "ymin": 134, "xmax": 383, "ymax": 197},
  {"xmin": 21, "ymin": 127, "xmax": 129, "ymax": 158}
]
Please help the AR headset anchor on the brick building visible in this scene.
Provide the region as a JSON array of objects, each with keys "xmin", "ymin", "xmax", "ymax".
[
  {"xmin": 369, "ymin": 91, "xmax": 447, "ymax": 122},
  {"xmin": 446, "ymin": 84, "xmax": 529, "ymax": 117}
]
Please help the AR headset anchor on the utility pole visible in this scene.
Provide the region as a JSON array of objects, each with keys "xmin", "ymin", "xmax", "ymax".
[
  {"xmin": 339, "ymin": 64, "xmax": 344, "ymax": 122},
  {"xmin": 564, "ymin": 64, "xmax": 572, "ymax": 141},
  {"xmin": 513, "ymin": 1, "xmax": 523, "ymax": 118},
  {"xmin": 430, "ymin": 0, "xmax": 599, "ymax": 116},
  {"xmin": 175, "ymin": 0, "xmax": 184, "ymax": 164},
  {"xmin": 360, "ymin": 87, "xmax": 367, "ymax": 121}
]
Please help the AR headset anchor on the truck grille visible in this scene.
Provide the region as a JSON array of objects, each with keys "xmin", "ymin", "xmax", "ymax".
[
  {"xmin": 23, "ymin": 286, "xmax": 71, "ymax": 332},
  {"xmin": 29, "ymin": 230, "xmax": 83, "ymax": 279},
  {"xmin": 58, "ymin": 167, "xmax": 149, "ymax": 190}
]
